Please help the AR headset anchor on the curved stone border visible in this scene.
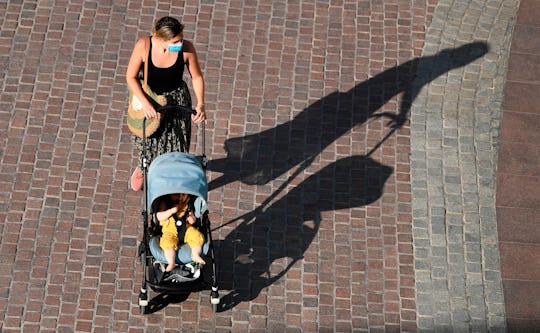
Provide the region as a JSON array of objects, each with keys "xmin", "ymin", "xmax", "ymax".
[{"xmin": 410, "ymin": 0, "xmax": 520, "ymax": 332}]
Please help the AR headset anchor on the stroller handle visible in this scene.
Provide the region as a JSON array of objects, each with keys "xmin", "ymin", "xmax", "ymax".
[
  {"xmin": 156, "ymin": 105, "xmax": 197, "ymax": 115},
  {"xmin": 141, "ymin": 105, "xmax": 197, "ymax": 138},
  {"xmin": 141, "ymin": 105, "xmax": 207, "ymax": 168}
]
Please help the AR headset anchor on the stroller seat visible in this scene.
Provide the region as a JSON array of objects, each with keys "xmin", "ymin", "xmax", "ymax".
[{"xmin": 149, "ymin": 236, "xmax": 210, "ymax": 268}]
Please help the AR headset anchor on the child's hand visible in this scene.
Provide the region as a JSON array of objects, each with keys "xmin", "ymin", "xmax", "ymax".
[
  {"xmin": 186, "ymin": 212, "xmax": 196, "ymax": 225},
  {"xmin": 157, "ymin": 206, "xmax": 178, "ymax": 222}
]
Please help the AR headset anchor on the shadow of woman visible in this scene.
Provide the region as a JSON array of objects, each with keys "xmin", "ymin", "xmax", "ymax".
[
  {"xmin": 207, "ymin": 42, "xmax": 489, "ymax": 191},
  {"xmin": 213, "ymin": 154, "xmax": 393, "ymax": 311},
  {"xmin": 204, "ymin": 41, "xmax": 489, "ymax": 311}
]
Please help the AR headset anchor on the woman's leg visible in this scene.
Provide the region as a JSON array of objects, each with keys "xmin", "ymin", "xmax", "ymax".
[
  {"xmin": 163, "ymin": 82, "xmax": 192, "ymax": 153},
  {"xmin": 130, "ymin": 167, "xmax": 143, "ymax": 191}
]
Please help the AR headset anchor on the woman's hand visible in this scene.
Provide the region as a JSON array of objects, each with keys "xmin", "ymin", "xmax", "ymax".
[
  {"xmin": 192, "ymin": 104, "xmax": 206, "ymax": 124},
  {"xmin": 143, "ymin": 101, "xmax": 157, "ymax": 119}
]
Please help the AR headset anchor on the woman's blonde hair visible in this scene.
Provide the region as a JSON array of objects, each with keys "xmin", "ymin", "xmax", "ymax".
[{"xmin": 153, "ymin": 16, "xmax": 184, "ymax": 40}]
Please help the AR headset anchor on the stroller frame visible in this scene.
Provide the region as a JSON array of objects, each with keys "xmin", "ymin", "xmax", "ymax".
[{"xmin": 137, "ymin": 106, "xmax": 219, "ymax": 314}]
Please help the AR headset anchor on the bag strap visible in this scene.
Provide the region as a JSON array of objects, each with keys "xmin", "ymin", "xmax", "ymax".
[{"xmin": 142, "ymin": 36, "xmax": 150, "ymax": 90}]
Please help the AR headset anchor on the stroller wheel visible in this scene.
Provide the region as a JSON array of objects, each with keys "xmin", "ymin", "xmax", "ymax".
[
  {"xmin": 139, "ymin": 290, "xmax": 148, "ymax": 315},
  {"xmin": 210, "ymin": 287, "xmax": 220, "ymax": 312}
]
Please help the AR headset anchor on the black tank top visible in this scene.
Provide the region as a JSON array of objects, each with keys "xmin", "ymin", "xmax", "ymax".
[{"xmin": 147, "ymin": 39, "xmax": 185, "ymax": 94}]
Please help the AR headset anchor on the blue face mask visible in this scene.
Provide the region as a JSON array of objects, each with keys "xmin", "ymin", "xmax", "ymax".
[{"xmin": 168, "ymin": 43, "xmax": 183, "ymax": 52}]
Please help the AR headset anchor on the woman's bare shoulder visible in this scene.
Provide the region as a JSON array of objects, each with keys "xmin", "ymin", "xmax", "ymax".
[
  {"xmin": 135, "ymin": 37, "xmax": 150, "ymax": 50},
  {"xmin": 183, "ymin": 40, "xmax": 197, "ymax": 53},
  {"xmin": 131, "ymin": 37, "xmax": 150, "ymax": 61}
]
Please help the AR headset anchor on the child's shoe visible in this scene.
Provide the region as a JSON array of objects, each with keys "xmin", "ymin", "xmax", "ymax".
[
  {"xmin": 154, "ymin": 262, "xmax": 166, "ymax": 282},
  {"xmin": 185, "ymin": 262, "xmax": 201, "ymax": 279}
]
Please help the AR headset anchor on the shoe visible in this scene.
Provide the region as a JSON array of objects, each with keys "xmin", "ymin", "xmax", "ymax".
[
  {"xmin": 157, "ymin": 262, "xmax": 166, "ymax": 272},
  {"xmin": 154, "ymin": 262, "xmax": 165, "ymax": 282},
  {"xmin": 185, "ymin": 262, "xmax": 201, "ymax": 279},
  {"xmin": 162, "ymin": 271, "xmax": 174, "ymax": 282},
  {"xmin": 130, "ymin": 167, "xmax": 143, "ymax": 191},
  {"xmin": 163, "ymin": 268, "xmax": 191, "ymax": 282},
  {"xmin": 193, "ymin": 267, "xmax": 201, "ymax": 279},
  {"xmin": 185, "ymin": 262, "xmax": 197, "ymax": 274}
]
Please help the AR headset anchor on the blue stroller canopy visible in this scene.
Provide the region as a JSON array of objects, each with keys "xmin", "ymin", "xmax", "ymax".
[{"xmin": 147, "ymin": 152, "xmax": 208, "ymax": 217}]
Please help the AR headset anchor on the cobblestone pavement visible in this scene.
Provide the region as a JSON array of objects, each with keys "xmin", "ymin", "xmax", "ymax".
[
  {"xmin": 410, "ymin": 0, "xmax": 519, "ymax": 332},
  {"xmin": 0, "ymin": 0, "xmax": 521, "ymax": 332}
]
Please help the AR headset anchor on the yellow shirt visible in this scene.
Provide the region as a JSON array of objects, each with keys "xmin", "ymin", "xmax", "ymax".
[{"xmin": 159, "ymin": 204, "xmax": 204, "ymax": 250}]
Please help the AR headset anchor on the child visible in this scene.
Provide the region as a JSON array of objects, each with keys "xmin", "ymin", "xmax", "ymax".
[{"xmin": 156, "ymin": 193, "xmax": 206, "ymax": 273}]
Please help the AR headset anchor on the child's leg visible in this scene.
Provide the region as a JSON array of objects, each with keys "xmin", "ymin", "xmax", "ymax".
[
  {"xmin": 185, "ymin": 227, "xmax": 206, "ymax": 265},
  {"xmin": 191, "ymin": 245, "xmax": 206, "ymax": 265},
  {"xmin": 164, "ymin": 249, "xmax": 176, "ymax": 271},
  {"xmin": 160, "ymin": 231, "xmax": 179, "ymax": 272}
]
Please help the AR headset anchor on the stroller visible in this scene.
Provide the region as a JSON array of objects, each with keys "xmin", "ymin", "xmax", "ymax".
[{"xmin": 137, "ymin": 106, "xmax": 220, "ymax": 314}]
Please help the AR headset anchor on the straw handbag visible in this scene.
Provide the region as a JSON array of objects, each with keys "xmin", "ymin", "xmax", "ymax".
[{"xmin": 127, "ymin": 36, "xmax": 167, "ymax": 138}]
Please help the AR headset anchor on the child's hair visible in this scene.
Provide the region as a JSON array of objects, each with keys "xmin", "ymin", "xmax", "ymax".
[{"xmin": 152, "ymin": 193, "xmax": 194, "ymax": 214}]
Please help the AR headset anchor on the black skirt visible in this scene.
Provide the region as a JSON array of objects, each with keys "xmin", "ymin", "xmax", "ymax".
[{"xmin": 133, "ymin": 80, "xmax": 192, "ymax": 169}]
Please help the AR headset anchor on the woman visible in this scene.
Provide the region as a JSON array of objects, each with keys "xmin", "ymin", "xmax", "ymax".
[{"xmin": 126, "ymin": 16, "xmax": 206, "ymax": 191}]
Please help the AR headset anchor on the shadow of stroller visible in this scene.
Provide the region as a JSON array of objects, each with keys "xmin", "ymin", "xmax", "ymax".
[
  {"xmin": 208, "ymin": 42, "xmax": 490, "ymax": 311},
  {"xmin": 214, "ymin": 155, "xmax": 393, "ymax": 310},
  {"xmin": 143, "ymin": 292, "xmax": 190, "ymax": 314},
  {"xmin": 207, "ymin": 42, "xmax": 489, "ymax": 191}
]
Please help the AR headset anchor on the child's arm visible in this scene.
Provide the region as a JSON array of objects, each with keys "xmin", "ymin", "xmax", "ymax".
[
  {"xmin": 186, "ymin": 211, "xmax": 196, "ymax": 225},
  {"xmin": 156, "ymin": 206, "xmax": 178, "ymax": 222}
]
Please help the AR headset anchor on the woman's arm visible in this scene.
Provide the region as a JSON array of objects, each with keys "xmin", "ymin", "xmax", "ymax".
[
  {"xmin": 184, "ymin": 40, "xmax": 206, "ymax": 123},
  {"xmin": 126, "ymin": 37, "xmax": 157, "ymax": 119}
]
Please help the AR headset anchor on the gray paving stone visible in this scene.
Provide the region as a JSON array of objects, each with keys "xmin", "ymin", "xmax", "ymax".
[{"xmin": 410, "ymin": 0, "xmax": 519, "ymax": 331}]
